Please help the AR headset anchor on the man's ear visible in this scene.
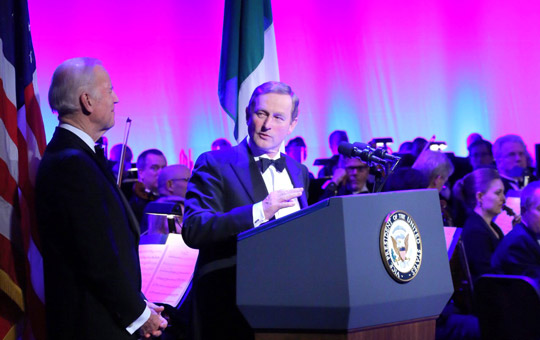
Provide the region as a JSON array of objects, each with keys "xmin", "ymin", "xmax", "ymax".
[
  {"xmin": 166, "ymin": 179, "xmax": 174, "ymax": 192},
  {"xmin": 80, "ymin": 92, "xmax": 92, "ymax": 115},
  {"xmin": 245, "ymin": 108, "xmax": 251, "ymax": 124},
  {"xmin": 287, "ymin": 118, "xmax": 298, "ymax": 134}
]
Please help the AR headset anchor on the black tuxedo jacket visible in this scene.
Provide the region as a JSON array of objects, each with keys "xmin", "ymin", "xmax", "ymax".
[
  {"xmin": 36, "ymin": 127, "xmax": 146, "ymax": 340},
  {"xmin": 492, "ymin": 223, "xmax": 540, "ymax": 279},
  {"xmin": 182, "ymin": 138, "xmax": 309, "ymax": 339}
]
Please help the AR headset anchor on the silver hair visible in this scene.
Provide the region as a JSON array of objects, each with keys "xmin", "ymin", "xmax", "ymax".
[
  {"xmin": 48, "ymin": 57, "xmax": 102, "ymax": 117},
  {"xmin": 521, "ymin": 181, "xmax": 540, "ymax": 214},
  {"xmin": 246, "ymin": 81, "xmax": 300, "ymax": 122},
  {"xmin": 492, "ymin": 134, "xmax": 527, "ymax": 160},
  {"xmin": 412, "ymin": 150, "xmax": 454, "ymax": 185}
]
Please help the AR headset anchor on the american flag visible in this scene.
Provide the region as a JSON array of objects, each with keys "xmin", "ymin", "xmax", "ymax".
[{"xmin": 0, "ymin": 0, "xmax": 47, "ymax": 339}]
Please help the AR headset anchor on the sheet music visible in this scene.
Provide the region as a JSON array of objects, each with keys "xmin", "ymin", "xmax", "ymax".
[
  {"xmin": 443, "ymin": 227, "xmax": 462, "ymax": 260},
  {"xmin": 139, "ymin": 233, "xmax": 199, "ymax": 306},
  {"xmin": 494, "ymin": 197, "xmax": 520, "ymax": 235},
  {"xmin": 139, "ymin": 244, "xmax": 167, "ymax": 294}
]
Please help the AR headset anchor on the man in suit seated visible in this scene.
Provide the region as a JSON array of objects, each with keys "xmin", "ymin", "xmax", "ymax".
[
  {"xmin": 35, "ymin": 57, "xmax": 166, "ymax": 339},
  {"xmin": 182, "ymin": 81, "xmax": 310, "ymax": 339},
  {"xmin": 146, "ymin": 164, "xmax": 191, "ymax": 235},
  {"xmin": 285, "ymin": 136, "xmax": 314, "ymax": 179},
  {"xmin": 468, "ymin": 138, "xmax": 495, "ymax": 171},
  {"xmin": 317, "ymin": 130, "xmax": 349, "ymax": 178},
  {"xmin": 130, "ymin": 149, "xmax": 168, "ymax": 231},
  {"xmin": 492, "ymin": 181, "xmax": 540, "ymax": 279},
  {"xmin": 493, "ymin": 134, "xmax": 537, "ymax": 194},
  {"xmin": 319, "ymin": 155, "xmax": 372, "ymax": 200}
]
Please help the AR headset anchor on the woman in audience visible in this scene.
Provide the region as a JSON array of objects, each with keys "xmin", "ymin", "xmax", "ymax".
[{"xmin": 454, "ymin": 168, "xmax": 520, "ymax": 284}]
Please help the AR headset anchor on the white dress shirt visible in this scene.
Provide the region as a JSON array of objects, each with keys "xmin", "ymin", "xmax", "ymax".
[{"xmin": 251, "ymin": 151, "xmax": 300, "ymax": 227}]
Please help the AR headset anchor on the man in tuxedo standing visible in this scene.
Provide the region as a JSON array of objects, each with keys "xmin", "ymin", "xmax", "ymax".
[
  {"xmin": 182, "ymin": 81, "xmax": 310, "ymax": 339},
  {"xmin": 36, "ymin": 57, "xmax": 166, "ymax": 339}
]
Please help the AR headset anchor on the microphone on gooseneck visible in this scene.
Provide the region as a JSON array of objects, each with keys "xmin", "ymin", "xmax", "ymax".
[{"xmin": 337, "ymin": 142, "xmax": 386, "ymax": 164}]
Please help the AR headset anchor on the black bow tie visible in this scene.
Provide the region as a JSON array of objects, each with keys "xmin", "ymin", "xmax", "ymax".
[{"xmin": 258, "ymin": 157, "xmax": 286, "ymax": 173}]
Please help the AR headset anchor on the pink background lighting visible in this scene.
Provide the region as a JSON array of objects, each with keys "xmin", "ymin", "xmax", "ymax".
[{"xmin": 28, "ymin": 0, "xmax": 540, "ymax": 172}]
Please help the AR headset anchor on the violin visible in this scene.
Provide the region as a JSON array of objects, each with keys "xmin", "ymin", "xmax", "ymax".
[
  {"xmin": 117, "ymin": 118, "xmax": 132, "ymax": 187},
  {"xmin": 132, "ymin": 181, "xmax": 158, "ymax": 201}
]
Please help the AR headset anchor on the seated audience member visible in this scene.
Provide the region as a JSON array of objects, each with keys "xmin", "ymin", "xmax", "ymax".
[
  {"xmin": 393, "ymin": 141, "xmax": 416, "ymax": 167},
  {"xmin": 412, "ymin": 150, "xmax": 454, "ymax": 193},
  {"xmin": 398, "ymin": 141, "xmax": 413, "ymax": 154},
  {"xmin": 109, "ymin": 143, "xmax": 133, "ymax": 177},
  {"xmin": 211, "ymin": 138, "xmax": 232, "ymax": 151},
  {"xmin": 147, "ymin": 164, "xmax": 191, "ymax": 235},
  {"xmin": 157, "ymin": 164, "xmax": 191, "ymax": 198},
  {"xmin": 109, "ymin": 143, "xmax": 135, "ymax": 198},
  {"xmin": 320, "ymin": 155, "xmax": 372, "ymax": 200},
  {"xmin": 413, "ymin": 150, "xmax": 455, "ymax": 225},
  {"xmin": 468, "ymin": 139, "xmax": 495, "ymax": 170},
  {"xmin": 382, "ymin": 167, "xmax": 429, "ymax": 192},
  {"xmin": 466, "ymin": 133, "xmax": 483, "ymax": 148},
  {"xmin": 492, "ymin": 181, "xmax": 540, "ymax": 279},
  {"xmin": 493, "ymin": 134, "xmax": 537, "ymax": 193},
  {"xmin": 454, "ymin": 169, "xmax": 519, "ymax": 284},
  {"xmin": 286, "ymin": 136, "xmax": 314, "ymax": 179},
  {"xmin": 130, "ymin": 149, "xmax": 167, "ymax": 229},
  {"xmin": 411, "ymin": 137, "xmax": 428, "ymax": 159},
  {"xmin": 317, "ymin": 130, "xmax": 348, "ymax": 178}
]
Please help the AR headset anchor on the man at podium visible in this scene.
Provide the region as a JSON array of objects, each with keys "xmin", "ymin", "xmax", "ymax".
[{"xmin": 182, "ymin": 81, "xmax": 310, "ymax": 339}]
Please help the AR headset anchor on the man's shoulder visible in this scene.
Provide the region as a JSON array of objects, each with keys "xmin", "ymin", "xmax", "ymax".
[
  {"xmin": 197, "ymin": 145, "xmax": 240, "ymax": 165},
  {"xmin": 282, "ymin": 153, "xmax": 309, "ymax": 175},
  {"xmin": 501, "ymin": 223, "xmax": 534, "ymax": 244},
  {"xmin": 195, "ymin": 142, "xmax": 248, "ymax": 166},
  {"xmin": 40, "ymin": 143, "xmax": 92, "ymax": 169}
]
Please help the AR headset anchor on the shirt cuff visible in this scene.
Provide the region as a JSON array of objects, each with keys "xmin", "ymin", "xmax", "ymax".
[
  {"xmin": 126, "ymin": 305, "xmax": 151, "ymax": 335},
  {"xmin": 253, "ymin": 201, "xmax": 268, "ymax": 228}
]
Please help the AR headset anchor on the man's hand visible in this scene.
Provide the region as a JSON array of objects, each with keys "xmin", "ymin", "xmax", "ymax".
[
  {"xmin": 139, "ymin": 302, "xmax": 168, "ymax": 338},
  {"xmin": 512, "ymin": 214, "xmax": 522, "ymax": 226},
  {"xmin": 262, "ymin": 188, "xmax": 303, "ymax": 220},
  {"xmin": 331, "ymin": 167, "xmax": 347, "ymax": 186}
]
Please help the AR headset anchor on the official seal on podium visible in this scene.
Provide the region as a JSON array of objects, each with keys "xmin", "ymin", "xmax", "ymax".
[{"xmin": 380, "ymin": 210, "xmax": 422, "ymax": 283}]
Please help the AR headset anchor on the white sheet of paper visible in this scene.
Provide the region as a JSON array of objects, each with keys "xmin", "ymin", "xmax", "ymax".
[
  {"xmin": 494, "ymin": 197, "xmax": 520, "ymax": 235},
  {"xmin": 139, "ymin": 233, "xmax": 199, "ymax": 306},
  {"xmin": 443, "ymin": 226, "xmax": 462, "ymax": 260}
]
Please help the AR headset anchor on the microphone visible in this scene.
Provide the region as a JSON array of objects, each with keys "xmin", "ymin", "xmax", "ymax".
[
  {"xmin": 372, "ymin": 147, "xmax": 401, "ymax": 162},
  {"xmin": 338, "ymin": 142, "xmax": 386, "ymax": 164},
  {"xmin": 353, "ymin": 142, "xmax": 401, "ymax": 162},
  {"xmin": 502, "ymin": 204, "xmax": 516, "ymax": 217}
]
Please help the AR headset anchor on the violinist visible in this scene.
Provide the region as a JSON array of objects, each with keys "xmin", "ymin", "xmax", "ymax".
[
  {"xmin": 454, "ymin": 168, "xmax": 521, "ymax": 285},
  {"xmin": 129, "ymin": 149, "xmax": 167, "ymax": 230}
]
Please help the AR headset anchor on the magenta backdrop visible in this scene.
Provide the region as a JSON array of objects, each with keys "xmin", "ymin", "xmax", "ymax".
[{"xmin": 28, "ymin": 0, "xmax": 539, "ymax": 172}]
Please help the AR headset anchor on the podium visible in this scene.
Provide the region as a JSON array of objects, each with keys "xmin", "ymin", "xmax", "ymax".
[{"xmin": 237, "ymin": 190, "xmax": 453, "ymax": 339}]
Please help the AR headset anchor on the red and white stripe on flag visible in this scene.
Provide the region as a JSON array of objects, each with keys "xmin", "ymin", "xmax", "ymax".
[{"xmin": 1, "ymin": 0, "xmax": 47, "ymax": 339}]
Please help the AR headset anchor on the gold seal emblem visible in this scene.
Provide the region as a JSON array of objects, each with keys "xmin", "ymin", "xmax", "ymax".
[{"xmin": 380, "ymin": 210, "xmax": 422, "ymax": 283}]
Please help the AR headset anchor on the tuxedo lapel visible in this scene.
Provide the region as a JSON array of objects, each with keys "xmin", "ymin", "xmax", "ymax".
[
  {"xmin": 285, "ymin": 156, "xmax": 308, "ymax": 208},
  {"xmin": 52, "ymin": 128, "xmax": 141, "ymax": 237},
  {"xmin": 88, "ymin": 148, "xmax": 141, "ymax": 238},
  {"xmin": 230, "ymin": 139, "xmax": 268, "ymax": 204}
]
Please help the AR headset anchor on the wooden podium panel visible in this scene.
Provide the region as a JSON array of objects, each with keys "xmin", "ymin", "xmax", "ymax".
[{"xmin": 256, "ymin": 317, "xmax": 436, "ymax": 340}]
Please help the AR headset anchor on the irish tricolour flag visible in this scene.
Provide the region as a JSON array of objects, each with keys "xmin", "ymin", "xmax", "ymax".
[{"xmin": 218, "ymin": 0, "xmax": 280, "ymax": 142}]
